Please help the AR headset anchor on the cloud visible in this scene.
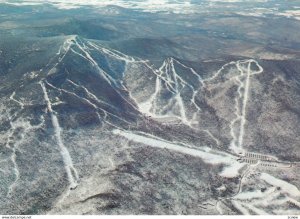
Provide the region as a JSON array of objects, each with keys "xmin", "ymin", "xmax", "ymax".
[
  {"xmin": 2, "ymin": 0, "xmax": 300, "ymax": 21},
  {"xmin": 1, "ymin": 0, "xmax": 195, "ymax": 13}
]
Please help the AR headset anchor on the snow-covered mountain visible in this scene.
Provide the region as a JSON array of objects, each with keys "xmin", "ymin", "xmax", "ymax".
[
  {"xmin": 1, "ymin": 34, "xmax": 300, "ymax": 215},
  {"xmin": 1, "ymin": 0, "xmax": 300, "ymax": 214}
]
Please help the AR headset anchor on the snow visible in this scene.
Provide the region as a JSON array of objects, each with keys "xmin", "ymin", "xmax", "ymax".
[
  {"xmin": 230, "ymin": 172, "xmax": 300, "ymax": 215},
  {"xmin": 260, "ymin": 173, "xmax": 300, "ymax": 198},
  {"xmin": 113, "ymin": 129, "xmax": 245, "ymax": 178},
  {"xmin": 228, "ymin": 60, "xmax": 263, "ymax": 154},
  {"xmin": 137, "ymin": 57, "xmax": 204, "ymax": 128},
  {"xmin": 235, "ymin": 187, "xmax": 276, "ymax": 200},
  {"xmin": 232, "ymin": 201, "xmax": 250, "ymax": 215},
  {"xmin": 4, "ymin": 91, "xmax": 45, "ymax": 196},
  {"xmin": 40, "ymin": 81, "xmax": 79, "ymax": 189}
]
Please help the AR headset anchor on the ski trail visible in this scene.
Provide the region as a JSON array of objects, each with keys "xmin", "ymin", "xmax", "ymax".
[
  {"xmin": 136, "ymin": 58, "xmax": 265, "ymax": 133},
  {"xmin": 216, "ymin": 200, "xmax": 224, "ymax": 214},
  {"xmin": 88, "ymin": 41, "xmax": 135, "ymax": 63},
  {"xmin": 238, "ymin": 61, "xmax": 251, "ymax": 150},
  {"xmin": 260, "ymin": 173, "xmax": 300, "ymax": 197},
  {"xmin": 134, "ymin": 59, "xmax": 267, "ymax": 135},
  {"xmin": 40, "ymin": 81, "xmax": 79, "ymax": 190},
  {"xmin": 68, "ymin": 77, "xmax": 141, "ymax": 125},
  {"xmin": 229, "ymin": 60, "xmax": 263, "ymax": 154},
  {"xmin": 46, "ymin": 35, "xmax": 75, "ymax": 76},
  {"xmin": 232, "ymin": 200, "xmax": 250, "ymax": 215},
  {"xmin": 203, "ymin": 130, "xmax": 220, "ymax": 146},
  {"xmin": 5, "ymin": 92, "xmax": 25, "ymax": 196},
  {"xmin": 43, "ymin": 36, "xmax": 140, "ymax": 117},
  {"xmin": 5, "ymin": 91, "xmax": 45, "ymax": 196},
  {"xmin": 48, "ymin": 80, "xmax": 131, "ymax": 126},
  {"xmin": 229, "ymin": 168, "xmax": 300, "ymax": 215},
  {"xmin": 9, "ymin": 91, "xmax": 24, "ymax": 108},
  {"xmin": 5, "ymin": 126, "xmax": 20, "ymax": 196},
  {"xmin": 175, "ymin": 93, "xmax": 190, "ymax": 126},
  {"xmin": 7, "ymin": 127, "xmax": 25, "ymax": 196},
  {"xmin": 248, "ymin": 204, "xmax": 268, "ymax": 215},
  {"xmin": 112, "ymin": 129, "xmax": 245, "ymax": 178},
  {"xmin": 142, "ymin": 60, "xmax": 176, "ymax": 93},
  {"xmin": 6, "ymin": 123, "xmax": 20, "ymax": 197},
  {"xmin": 172, "ymin": 58, "xmax": 204, "ymax": 85},
  {"xmin": 72, "ymin": 39, "xmax": 115, "ymax": 86},
  {"xmin": 203, "ymin": 61, "xmax": 236, "ymax": 83},
  {"xmin": 139, "ymin": 75, "xmax": 161, "ymax": 114},
  {"xmin": 170, "ymin": 58, "xmax": 198, "ymax": 127},
  {"xmin": 66, "ymin": 79, "xmax": 119, "ymax": 111},
  {"xmin": 70, "ymin": 38, "xmax": 139, "ymax": 112},
  {"xmin": 138, "ymin": 58, "xmax": 204, "ymax": 128}
]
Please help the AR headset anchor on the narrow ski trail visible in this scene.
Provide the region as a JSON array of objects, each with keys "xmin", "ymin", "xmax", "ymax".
[{"xmin": 40, "ymin": 81, "xmax": 79, "ymax": 190}]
